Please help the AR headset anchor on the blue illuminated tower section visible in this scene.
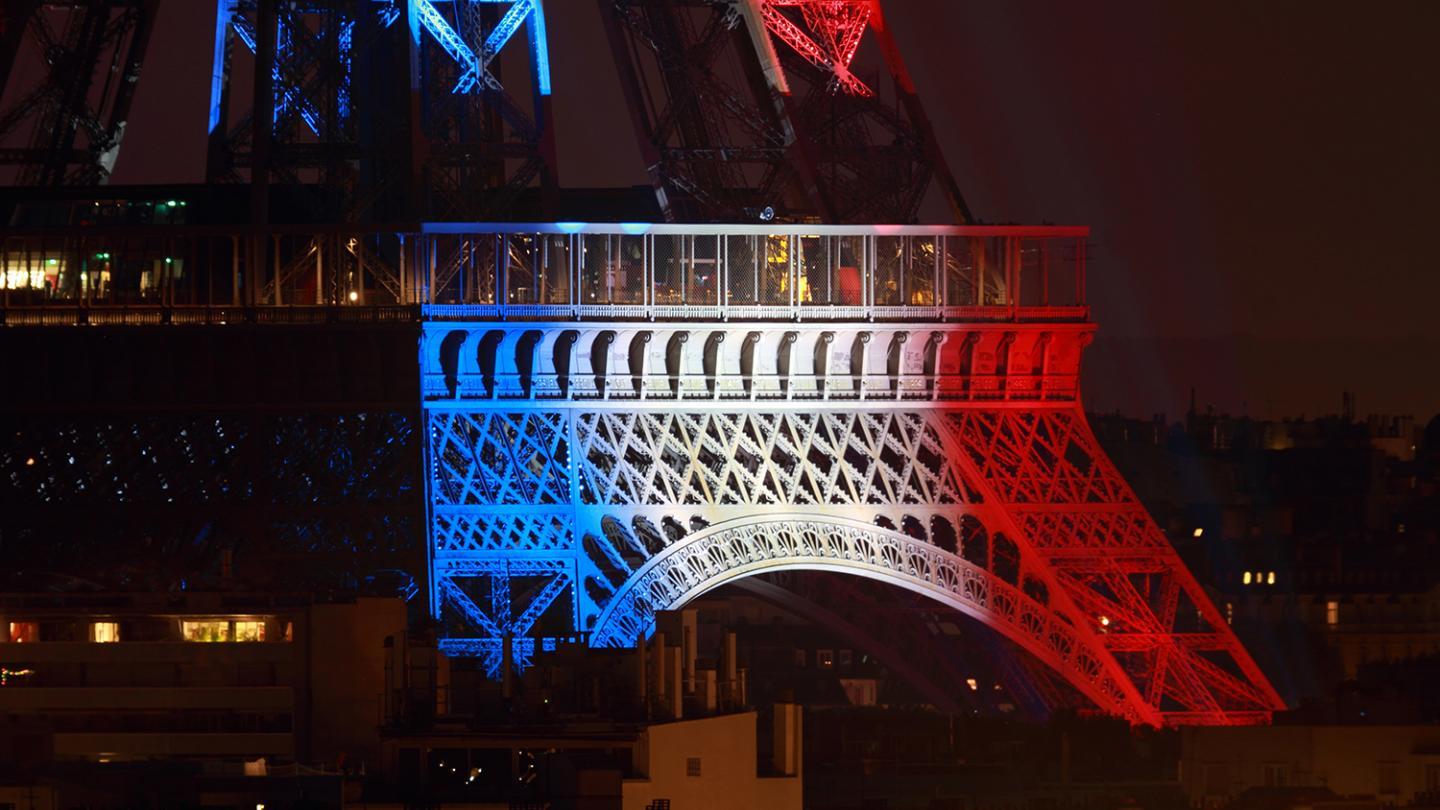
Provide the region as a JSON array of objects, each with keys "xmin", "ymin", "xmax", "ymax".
[{"xmin": 206, "ymin": 0, "xmax": 554, "ymax": 218}]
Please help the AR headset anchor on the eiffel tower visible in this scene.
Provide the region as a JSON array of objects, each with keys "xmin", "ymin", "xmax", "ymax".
[
  {"xmin": 0, "ymin": 1, "xmax": 1282, "ymax": 725},
  {"xmin": 420, "ymin": 223, "xmax": 1284, "ymax": 726}
]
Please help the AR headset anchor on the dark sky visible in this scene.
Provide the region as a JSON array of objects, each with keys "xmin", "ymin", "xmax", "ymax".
[{"xmin": 80, "ymin": 1, "xmax": 1440, "ymax": 422}]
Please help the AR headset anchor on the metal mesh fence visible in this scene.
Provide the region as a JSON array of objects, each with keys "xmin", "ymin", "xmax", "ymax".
[
  {"xmin": 0, "ymin": 227, "xmax": 1086, "ymax": 316},
  {"xmin": 725, "ymin": 235, "xmax": 758, "ymax": 304}
]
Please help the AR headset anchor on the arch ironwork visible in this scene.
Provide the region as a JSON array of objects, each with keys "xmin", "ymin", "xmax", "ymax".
[{"xmin": 589, "ymin": 513, "xmax": 1141, "ymax": 721}]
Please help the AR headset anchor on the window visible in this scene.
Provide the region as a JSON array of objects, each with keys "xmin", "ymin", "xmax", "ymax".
[
  {"xmin": 1326, "ymin": 600, "xmax": 1339, "ymax": 626},
  {"xmin": 182, "ymin": 619, "xmax": 270, "ymax": 643},
  {"xmin": 838, "ymin": 649, "xmax": 853, "ymax": 670},
  {"xmin": 1427, "ymin": 763, "xmax": 1440, "ymax": 792},
  {"xmin": 1225, "ymin": 602, "xmax": 1234, "ymax": 625},
  {"xmin": 1243, "ymin": 572, "xmax": 1252, "ymax": 585},
  {"xmin": 7, "ymin": 622, "xmax": 38, "ymax": 643},
  {"xmin": 183, "ymin": 620, "xmax": 230, "ymax": 642},
  {"xmin": 90, "ymin": 622, "xmax": 120, "ymax": 643},
  {"xmin": 817, "ymin": 649, "xmax": 834, "ymax": 669},
  {"xmin": 234, "ymin": 621, "xmax": 266, "ymax": 642},
  {"xmin": 685, "ymin": 757, "xmax": 702, "ymax": 777},
  {"xmin": 793, "ymin": 649, "xmax": 806, "ymax": 668},
  {"xmin": 1262, "ymin": 763, "xmax": 1289, "ymax": 787}
]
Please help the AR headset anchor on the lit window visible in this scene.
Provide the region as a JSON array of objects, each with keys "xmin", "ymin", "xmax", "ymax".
[
  {"xmin": 182, "ymin": 619, "xmax": 268, "ymax": 642},
  {"xmin": 1267, "ymin": 571, "xmax": 1276, "ymax": 586},
  {"xmin": 234, "ymin": 621, "xmax": 266, "ymax": 642},
  {"xmin": 965, "ymin": 678, "xmax": 979, "ymax": 691},
  {"xmin": 817, "ymin": 649, "xmax": 834, "ymax": 669},
  {"xmin": 183, "ymin": 620, "xmax": 230, "ymax": 642},
  {"xmin": 7, "ymin": 622, "xmax": 38, "ymax": 643},
  {"xmin": 1225, "ymin": 602, "xmax": 1234, "ymax": 625},
  {"xmin": 1243, "ymin": 572, "xmax": 1252, "ymax": 585},
  {"xmin": 1326, "ymin": 601, "xmax": 1339, "ymax": 626},
  {"xmin": 283, "ymin": 622, "xmax": 294, "ymax": 643},
  {"xmin": 90, "ymin": 622, "xmax": 120, "ymax": 643},
  {"xmin": 1192, "ymin": 527, "xmax": 1204, "ymax": 538}
]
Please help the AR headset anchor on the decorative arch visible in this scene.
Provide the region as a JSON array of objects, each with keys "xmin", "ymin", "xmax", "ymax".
[{"xmin": 588, "ymin": 513, "xmax": 1144, "ymax": 723}]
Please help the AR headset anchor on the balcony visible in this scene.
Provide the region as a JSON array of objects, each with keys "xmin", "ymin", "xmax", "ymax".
[{"xmin": 0, "ymin": 224, "xmax": 1087, "ymax": 325}]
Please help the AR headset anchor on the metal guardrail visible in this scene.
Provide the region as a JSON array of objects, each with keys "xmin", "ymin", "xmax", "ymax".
[
  {"xmin": 0, "ymin": 305, "xmax": 421, "ymax": 327},
  {"xmin": 1, "ymin": 223, "xmax": 1090, "ymax": 325}
]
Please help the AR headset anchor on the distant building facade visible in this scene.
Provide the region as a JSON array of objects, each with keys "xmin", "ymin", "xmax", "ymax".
[{"xmin": 1181, "ymin": 725, "xmax": 1440, "ymax": 807}]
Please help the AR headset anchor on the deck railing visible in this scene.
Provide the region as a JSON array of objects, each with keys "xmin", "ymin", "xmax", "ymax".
[{"xmin": 0, "ymin": 223, "xmax": 1088, "ymax": 324}]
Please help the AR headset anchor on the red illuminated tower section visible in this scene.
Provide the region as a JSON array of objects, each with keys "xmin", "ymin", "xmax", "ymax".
[
  {"xmin": 601, "ymin": 0, "xmax": 970, "ymax": 223},
  {"xmin": 941, "ymin": 405, "xmax": 1284, "ymax": 725}
]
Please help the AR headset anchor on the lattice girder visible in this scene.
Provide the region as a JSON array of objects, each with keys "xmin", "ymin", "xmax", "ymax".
[{"xmin": 423, "ymin": 320, "xmax": 1282, "ymax": 725}]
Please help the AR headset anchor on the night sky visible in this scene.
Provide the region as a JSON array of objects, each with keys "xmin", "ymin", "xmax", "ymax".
[{"xmin": 66, "ymin": 1, "xmax": 1440, "ymax": 422}]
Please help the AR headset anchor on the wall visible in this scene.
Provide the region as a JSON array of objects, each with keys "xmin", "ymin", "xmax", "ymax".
[
  {"xmin": 622, "ymin": 711, "xmax": 802, "ymax": 810},
  {"xmin": 1181, "ymin": 725, "xmax": 1440, "ymax": 805}
]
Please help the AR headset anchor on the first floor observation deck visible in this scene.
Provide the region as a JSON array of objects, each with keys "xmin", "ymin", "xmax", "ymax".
[{"xmin": 0, "ymin": 223, "xmax": 1088, "ymax": 327}]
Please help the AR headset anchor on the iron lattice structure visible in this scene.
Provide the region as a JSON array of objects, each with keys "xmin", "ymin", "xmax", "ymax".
[
  {"xmin": 206, "ymin": 1, "xmax": 403, "ymax": 198},
  {"xmin": 0, "ymin": 412, "xmax": 422, "ymax": 594},
  {"xmin": 417, "ymin": 222, "xmax": 1284, "ymax": 726},
  {"xmin": 0, "ymin": 0, "xmax": 157, "ymax": 185},
  {"xmin": 600, "ymin": 0, "xmax": 969, "ymax": 222},
  {"xmin": 206, "ymin": 0, "xmax": 554, "ymax": 220},
  {"xmin": 409, "ymin": 0, "xmax": 556, "ymax": 218}
]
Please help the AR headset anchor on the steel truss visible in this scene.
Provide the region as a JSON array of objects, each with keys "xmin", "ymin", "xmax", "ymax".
[
  {"xmin": 422, "ymin": 315, "xmax": 1284, "ymax": 726},
  {"xmin": 408, "ymin": 0, "xmax": 556, "ymax": 218},
  {"xmin": 206, "ymin": 0, "xmax": 553, "ymax": 220},
  {"xmin": 207, "ymin": 0, "xmax": 407, "ymax": 219},
  {"xmin": 733, "ymin": 573, "xmax": 1066, "ymax": 719},
  {"xmin": 599, "ymin": 0, "xmax": 969, "ymax": 222},
  {"xmin": 0, "ymin": 0, "xmax": 156, "ymax": 185},
  {"xmin": 0, "ymin": 412, "xmax": 422, "ymax": 594}
]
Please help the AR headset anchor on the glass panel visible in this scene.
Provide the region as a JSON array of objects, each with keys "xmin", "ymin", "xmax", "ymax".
[
  {"xmin": 1046, "ymin": 237, "xmax": 1080, "ymax": 306},
  {"xmin": 725, "ymin": 235, "xmax": 758, "ymax": 304},
  {"xmin": 689, "ymin": 234, "xmax": 718, "ymax": 304},
  {"xmin": 759, "ymin": 235, "xmax": 789, "ymax": 305},
  {"xmin": 8, "ymin": 622, "xmax": 39, "ymax": 643},
  {"xmin": 982, "ymin": 238, "xmax": 1008, "ymax": 305},
  {"xmin": 579, "ymin": 233, "xmax": 611, "ymax": 304},
  {"xmin": 835, "ymin": 235, "xmax": 865, "ymax": 305},
  {"xmin": 234, "ymin": 621, "xmax": 266, "ymax": 642},
  {"xmin": 943, "ymin": 236, "xmax": 976, "ymax": 306},
  {"xmin": 1018, "ymin": 238, "xmax": 1045, "ymax": 306},
  {"xmin": 874, "ymin": 236, "xmax": 902, "ymax": 305},
  {"xmin": 182, "ymin": 620, "xmax": 230, "ymax": 642},
  {"xmin": 904, "ymin": 236, "xmax": 937, "ymax": 305},
  {"xmin": 431, "ymin": 235, "xmax": 496, "ymax": 304},
  {"xmin": 797, "ymin": 235, "xmax": 828, "ymax": 305},
  {"xmin": 505, "ymin": 234, "xmax": 538, "ymax": 304},
  {"xmin": 540, "ymin": 234, "xmax": 570, "ymax": 304},
  {"xmin": 652, "ymin": 234, "xmax": 683, "ymax": 304},
  {"xmin": 615, "ymin": 235, "xmax": 645, "ymax": 304},
  {"xmin": 581, "ymin": 234, "xmax": 645, "ymax": 305},
  {"xmin": 90, "ymin": 622, "xmax": 120, "ymax": 643}
]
